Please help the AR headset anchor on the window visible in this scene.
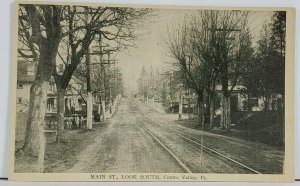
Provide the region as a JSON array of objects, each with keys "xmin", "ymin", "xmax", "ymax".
[
  {"xmin": 17, "ymin": 97, "xmax": 22, "ymax": 104},
  {"xmin": 249, "ymin": 98, "xmax": 258, "ymax": 107},
  {"xmin": 67, "ymin": 85, "xmax": 72, "ymax": 91},
  {"xmin": 17, "ymin": 81, "xmax": 23, "ymax": 89},
  {"xmin": 27, "ymin": 65, "xmax": 35, "ymax": 75},
  {"xmin": 49, "ymin": 82, "xmax": 55, "ymax": 91}
]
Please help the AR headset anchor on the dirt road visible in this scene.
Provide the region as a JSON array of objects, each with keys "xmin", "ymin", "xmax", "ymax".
[
  {"xmin": 66, "ymin": 98, "xmax": 184, "ymax": 173},
  {"xmin": 66, "ymin": 98, "xmax": 283, "ymax": 174}
]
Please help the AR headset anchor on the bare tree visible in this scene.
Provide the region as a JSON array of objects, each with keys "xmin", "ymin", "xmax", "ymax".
[
  {"xmin": 52, "ymin": 6, "xmax": 150, "ymax": 141},
  {"xmin": 17, "ymin": 4, "xmax": 151, "ymax": 168},
  {"xmin": 165, "ymin": 20, "xmax": 207, "ymax": 127},
  {"xmin": 188, "ymin": 11, "xmax": 219, "ymax": 129},
  {"xmin": 165, "ymin": 10, "xmax": 252, "ymax": 130},
  {"xmin": 18, "ymin": 5, "xmax": 63, "ymax": 162},
  {"xmin": 207, "ymin": 11, "xmax": 250, "ymax": 130},
  {"xmin": 190, "ymin": 10, "xmax": 251, "ymax": 130}
]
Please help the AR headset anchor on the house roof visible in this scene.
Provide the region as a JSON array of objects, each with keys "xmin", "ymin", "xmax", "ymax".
[
  {"xmin": 72, "ymin": 75, "xmax": 84, "ymax": 84},
  {"xmin": 17, "ymin": 60, "xmax": 85, "ymax": 86}
]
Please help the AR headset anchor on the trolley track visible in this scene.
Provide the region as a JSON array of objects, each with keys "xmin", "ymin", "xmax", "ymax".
[
  {"xmin": 127, "ymin": 99, "xmax": 191, "ymax": 173},
  {"xmin": 129, "ymin": 98, "xmax": 262, "ymax": 174}
]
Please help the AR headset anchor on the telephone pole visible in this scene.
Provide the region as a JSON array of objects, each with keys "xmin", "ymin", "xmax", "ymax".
[
  {"xmin": 207, "ymin": 27, "xmax": 241, "ymax": 131},
  {"xmin": 85, "ymin": 7, "xmax": 93, "ymax": 130},
  {"xmin": 161, "ymin": 71, "xmax": 173, "ymax": 104},
  {"xmin": 89, "ymin": 39, "xmax": 118, "ymax": 119}
]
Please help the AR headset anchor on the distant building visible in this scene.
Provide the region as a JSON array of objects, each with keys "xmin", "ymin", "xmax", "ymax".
[
  {"xmin": 163, "ymin": 70, "xmax": 283, "ymax": 113},
  {"xmin": 215, "ymin": 84, "xmax": 247, "ymax": 112},
  {"xmin": 46, "ymin": 76, "xmax": 85, "ymax": 116},
  {"xmin": 16, "ymin": 60, "xmax": 85, "ymax": 115},
  {"xmin": 16, "ymin": 60, "xmax": 87, "ymax": 142},
  {"xmin": 16, "ymin": 60, "xmax": 36, "ymax": 112}
]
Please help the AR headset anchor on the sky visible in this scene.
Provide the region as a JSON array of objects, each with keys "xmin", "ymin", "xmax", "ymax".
[{"xmin": 116, "ymin": 9, "xmax": 274, "ymax": 94}]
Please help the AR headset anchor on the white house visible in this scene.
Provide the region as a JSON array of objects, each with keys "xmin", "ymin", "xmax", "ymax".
[{"xmin": 17, "ymin": 60, "xmax": 85, "ymax": 114}]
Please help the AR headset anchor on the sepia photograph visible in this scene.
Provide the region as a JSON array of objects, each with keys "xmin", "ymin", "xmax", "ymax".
[{"xmin": 9, "ymin": 1, "xmax": 295, "ymax": 182}]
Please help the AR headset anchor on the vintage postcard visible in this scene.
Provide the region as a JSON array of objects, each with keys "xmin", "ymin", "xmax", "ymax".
[{"xmin": 9, "ymin": 0, "xmax": 295, "ymax": 182}]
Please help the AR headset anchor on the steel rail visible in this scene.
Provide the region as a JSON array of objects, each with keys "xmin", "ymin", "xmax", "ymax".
[
  {"xmin": 133, "ymin": 98, "xmax": 262, "ymax": 174},
  {"xmin": 128, "ymin": 99, "xmax": 192, "ymax": 173},
  {"xmin": 149, "ymin": 120, "xmax": 261, "ymax": 174},
  {"xmin": 137, "ymin": 121, "xmax": 192, "ymax": 173}
]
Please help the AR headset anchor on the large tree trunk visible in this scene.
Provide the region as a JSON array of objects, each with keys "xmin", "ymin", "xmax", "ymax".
[
  {"xmin": 109, "ymin": 99, "xmax": 113, "ymax": 114},
  {"xmin": 19, "ymin": 5, "xmax": 62, "ymax": 173},
  {"xmin": 178, "ymin": 94, "xmax": 183, "ymax": 120},
  {"xmin": 221, "ymin": 94, "xmax": 231, "ymax": 130},
  {"xmin": 98, "ymin": 104, "xmax": 101, "ymax": 122},
  {"xmin": 209, "ymin": 93, "xmax": 214, "ymax": 129},
  {"xmin": 264, "ymin": 95, "xmax": 270, "ymax": 111},
  {"xmin": 21, "ymin": 42, "xmax": 58, "ymax": 172},
  {"xmin": 197, "ymin": 93, "xmax": 204, "ymax": 128},
  {"xmin": 22, "ymin": 81, "xmax": 48, "ymax": 172},
  {"xmin": 101, "ymin": 99, "xmax": 106, "ymax": 121},
  {"xmin": 220, "ymin": 95, "xmax": 224, "ymax": 129},
  {"xmin": 86, "ymin": 92, "xmax": 93, "ymax": 129},
  {"xmin": 56, "ymin": 89, "xmax": 66, "ymax": 143}
]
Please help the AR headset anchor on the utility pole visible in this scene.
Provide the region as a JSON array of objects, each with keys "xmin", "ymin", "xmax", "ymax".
[
  {"xmin": 107, "ymin": 52, "xmax": 117, "ymax": 115},
  {"xmin": 188, "ymin": 88, "xmax": 191, "ymax": 119},
  {"xmin": 178, "ymin": 88, "xmax": 183, "ymax": 120},
  {"xmin": 98, "ymin": 36, "xmax": 106, "ymax": 121},
  {"xmin": 75, "ymin": 9, "xmax": 116, "ymax": 126},
  {"xmin": 85, "ymin": 7, "xmax": 93, "ymax": 130},
  {"xmin": 89, "ymin": 43, "xmax": 118, "ymax": 119},
  {"xmin": 207, "ymin": 27, "xmax": 241, "ymax": 131},
  {"xmin": 162, "ymin": 80, "xmax": 166, "ymax": 106},
  {"xmin": 113, "ymin": 60, "xmax": 116, "ymax": 98},
  {"xmin": 160, "ymin": 71, "xmax": 174, "ymax": 107},
  {"xmin": 169, "ymin": 71, "xmax": 173, "ymax": 105},
  {"xmin": 90, "ymin": 38, "xmax": 108, "ymax": 122},
  {"xmin": 108, "ymin": 51, "xmax": 112, "ymax": 114}
]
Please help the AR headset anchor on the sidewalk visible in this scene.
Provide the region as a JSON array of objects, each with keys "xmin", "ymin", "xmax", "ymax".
[{"xmin": 104, "ymin": 95, "xmax": 121, "ymax": 119}]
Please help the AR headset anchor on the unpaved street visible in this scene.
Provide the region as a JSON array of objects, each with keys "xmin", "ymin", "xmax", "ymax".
[
  {"xmin": 66, "ymin": 98, "xmax": 184, "ymax": 173},
  {"xmin": 65, "ymin": 98, "xmax": 284, "ymax": 174}
]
